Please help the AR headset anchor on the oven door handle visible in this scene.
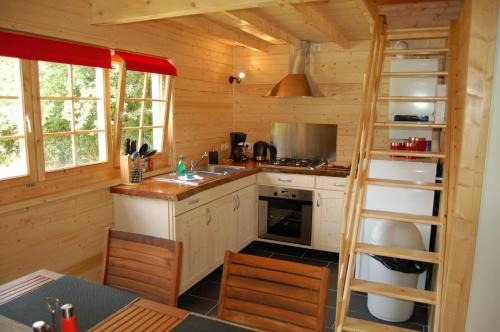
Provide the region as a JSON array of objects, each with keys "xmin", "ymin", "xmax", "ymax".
[
  {"xmin": 316, "ymin": 192, "xmax": 321, "ymax": 207},
  {"xmin": 278, "ymin": 178, "xmax": 292, "ymax": 183}
]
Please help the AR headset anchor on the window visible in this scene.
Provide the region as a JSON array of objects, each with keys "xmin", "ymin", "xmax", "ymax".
[
  {"xmin": 0, "ymin": 56, "xmax": 28, "ymax": 180},
  {"xmin": 38, "ymin": 61, "xmax": 107, "ymax": 170},
  {"xmin": 120, "ymin": 70, "xmax": 168, "ymax": 153}
]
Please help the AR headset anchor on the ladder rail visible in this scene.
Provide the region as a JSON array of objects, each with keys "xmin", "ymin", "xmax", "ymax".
[
  {"xmin": 336, "ymin": 14, "xmax": 386, "ymax": 325},
  {"xmin": 336, "ymin": 21, "xmax": 388, "ymax": 332}
]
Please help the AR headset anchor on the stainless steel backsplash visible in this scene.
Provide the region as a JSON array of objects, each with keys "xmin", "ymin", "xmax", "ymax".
[{"xmin": 270, "ymin": 122, "xmax": 337, "ymax": 161}]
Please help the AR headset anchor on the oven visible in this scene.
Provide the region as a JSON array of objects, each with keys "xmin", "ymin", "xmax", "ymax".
[{"xmin": 258, "ymin": 185, "xmax": 313, "ymax": 246}]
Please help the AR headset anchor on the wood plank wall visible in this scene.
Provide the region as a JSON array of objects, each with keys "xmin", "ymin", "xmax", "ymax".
[
  {"xmin": 232, "ymin": 41, "xmax": 371, "ymax": 162},
  {"xmin": 0, "ymin": 0, "xmax": 233, "ymax": 283},
  {"xmin": 442, "ymin": 0, "xmax": 499, "ymax": 330}
]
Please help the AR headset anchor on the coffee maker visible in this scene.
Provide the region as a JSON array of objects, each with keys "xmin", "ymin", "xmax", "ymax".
[{"xmin": 230, "ymin": 132, "xmax": 246, "ymax": 162}]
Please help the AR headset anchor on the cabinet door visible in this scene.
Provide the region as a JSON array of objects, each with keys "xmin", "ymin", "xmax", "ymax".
[
  {"xmin": 234, "ymin": 185, "xmax": 258, "ymax": 251},
  {"xmin": 175, "ymin": 206, "xmax": 212, "ymax": 292},
  {"xmin": 312, "ymin": 189, "xmax": 344, "ymax": 252},
  {"xmin": 211, "ymin": 194, "xmax": 235, "ymax": 266}
]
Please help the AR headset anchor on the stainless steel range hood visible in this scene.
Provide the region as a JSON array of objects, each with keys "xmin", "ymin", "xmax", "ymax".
[{"xmin": 265, "ymin": 42, "xmax": 322, "ymax": 97}]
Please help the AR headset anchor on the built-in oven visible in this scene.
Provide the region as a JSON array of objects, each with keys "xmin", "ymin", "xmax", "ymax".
[{"xmin": 258, "ymin": 185, "xmax": 313, "ymax": 246}]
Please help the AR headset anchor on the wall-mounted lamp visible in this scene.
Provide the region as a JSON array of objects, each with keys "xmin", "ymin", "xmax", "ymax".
[{"xmin": 229, "ymin": 71, "xmax": 246, "ymax": 84}]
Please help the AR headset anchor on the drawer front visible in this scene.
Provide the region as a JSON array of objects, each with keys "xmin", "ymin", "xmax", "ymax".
[
  {"xmin": 316, "ymin": 176, "xmax": 346, "ymax": 191},
  {"xmin": 258, "ymin": 172, "xmax": 315, "ymax": 188},
  {"xmin": 174, "ymin": 174, "xmax": 257, "ymax": 216}
]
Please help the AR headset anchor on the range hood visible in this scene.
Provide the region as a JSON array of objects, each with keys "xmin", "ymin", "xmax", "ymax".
[{"xmin": 265, "ymin": 42, "xmax": 323, "ymax": 97}]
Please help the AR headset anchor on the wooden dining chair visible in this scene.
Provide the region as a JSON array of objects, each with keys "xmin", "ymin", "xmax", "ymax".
[
  {"xmin": 100, "ymin": 227, "xmax": 183, "ymax": 306},
  {"xmin": 217, "ymin": 251, "xmax": 330, "ymax": 332}
]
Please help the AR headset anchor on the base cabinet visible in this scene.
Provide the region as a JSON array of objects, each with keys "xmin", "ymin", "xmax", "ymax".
[
  {"xmin": 174, "ymin": 183, "xmax": 257, "ymax": 293},
  {"xmin": 312, "ymin": 189, "xmax": 344, "ymax": 252}
]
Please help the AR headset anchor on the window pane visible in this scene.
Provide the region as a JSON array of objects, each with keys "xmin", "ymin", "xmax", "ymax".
[
  {"xmin": 38, "ymin": 62, "xmax": 69, "ymax": 97},
  {"xmin": 143, "ymin": 101, "xmax": 165, "ymax": 126},
  {"xmin": 120, "ymin": 130, "xmax": 139, "ymax": 154},
  {"xmin": 123, "ymin": 101, "xmax": 141, "ymax": 127},
  {"xmin": 76, "ymin": 133, "xmax": 99, "ymax": 165},
  {"xmin": 125, "ymin": 71, "xmax": 152, "ymax": 98},
  {"xmin": 75, "ymin": 100, "xmax": 98, "ymax": 130},
  {"xmin": 41, "ymin": 100, "xmax": 71, "ymax": 133},
  {"xmin": 0, "ymin": 100, "xmax": 23, "ymax": 136},
  {"xmin": 0, "ymin": 138, "xmax": 27, "ymax": 180},
  {"xmin": 141, "ymin": 129, "xmax": 153, "ymax": 149},
  {"xmin": 73, "ymin": 65, "xmax": 99, "ymax": 98},
  {"xmin": 0, "ymin": 57, "xmax": 20, "ymax": 96},
  {"xmin": 44, "ymin": 135, "xmax": 73, "ymax": 170}
]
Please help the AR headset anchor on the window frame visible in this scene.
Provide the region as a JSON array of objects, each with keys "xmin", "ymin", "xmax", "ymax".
[
  {"xmin": 0, "ymin": 57, "xmax": 38, "ymax": 185},
  {"xmin": 34, "ymin": 61, "xmax": 113, "ymax": 175},
  {"xmin": 112, "ymin": 59, "xmax": 174, "ymax": 168}
]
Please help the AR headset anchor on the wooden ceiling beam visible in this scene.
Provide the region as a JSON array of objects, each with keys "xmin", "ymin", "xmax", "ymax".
[
  {"xmin": 290, "ymin": 3, "xmax": 350, "ymax": 49},
  {"xmin": 224, "ymin": 9, "xmax": 302, "ymax": 49},
  {"xmin": 169, "ymin": 16, "xmax": 271, "ymax": 52},
  {"xmin": 91, "ymin": 0, "xmax": 322, "ymax": 25},
  {"xmin": 353, "ymin": 0, "xmax": 378, "ymax": 27}
]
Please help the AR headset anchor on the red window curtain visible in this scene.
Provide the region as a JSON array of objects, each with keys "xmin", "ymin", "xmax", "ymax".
[
  {"xmin": 115, "ymin": 51, "xmax": 177, "ymax": 76},
  {"xmin": 0, "ymin": 31, "xmax": 111, "ymax": 68}
]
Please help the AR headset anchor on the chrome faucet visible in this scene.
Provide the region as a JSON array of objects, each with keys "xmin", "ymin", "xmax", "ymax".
[{"xmin": 190, "ymin": 151, "xmax": 209, "ymax": 172}]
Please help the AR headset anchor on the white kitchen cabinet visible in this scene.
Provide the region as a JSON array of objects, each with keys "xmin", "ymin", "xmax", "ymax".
[
  {"xmin": 212, "ymin": 194, "xmax": 235, "ymax": 266},
  {"xmin": 175, "ymin": 205, "xmax": 214, "ymax": 291},
  {"xmin": 234, "ymin": 184, "xmax": 258, "ymax": 251},
  {"xmin": 312, "ymin": 189, "xmax": 344, "ymax": 252}
]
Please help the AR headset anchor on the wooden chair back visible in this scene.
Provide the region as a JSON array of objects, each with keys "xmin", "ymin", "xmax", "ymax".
[
  {"xmin": 218, "ymin": 251, "xmax": 330, "ymax": 332},
  {"xmin": 100, "ymin": 227, "xmax": 182, "ymax": 306}
]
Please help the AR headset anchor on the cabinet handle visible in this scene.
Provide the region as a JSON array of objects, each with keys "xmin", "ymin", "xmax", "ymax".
[
  {"xmin": 236, "ymin": 194, "xmax": 240, "ymax": 211},
  {"xmin": 188, "ymin": 198, "xmax": 199, "ymax": 205},
  {"xmin": 278, "ymin": 178, "xmax": 292, "ymax": 183},
  {"xmin": 317, "ymin": 192, "xmax": 321, "ymax": 207},
  {"xmin": 206, "ymin": 208, "xmax": 212, "ymax": 225},
  {"xmin": 333, "ymin": 183, "xmax": 345, "ymax": 187}
]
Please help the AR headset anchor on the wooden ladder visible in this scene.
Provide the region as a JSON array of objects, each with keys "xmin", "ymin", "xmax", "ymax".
[{"xmin": 335, "ymin": 16, "xmax": 452, "ymax": 332}]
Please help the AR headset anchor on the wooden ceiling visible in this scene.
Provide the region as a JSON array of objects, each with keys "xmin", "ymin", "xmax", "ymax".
[{"xmin": 91, "ymin": 0, "xmax": 463, "ymax": 52}]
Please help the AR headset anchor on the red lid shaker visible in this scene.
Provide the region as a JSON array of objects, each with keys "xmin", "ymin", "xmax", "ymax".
[{"xmin": 61, "ymin": 304, "xmax": 78, "ymax": 332}]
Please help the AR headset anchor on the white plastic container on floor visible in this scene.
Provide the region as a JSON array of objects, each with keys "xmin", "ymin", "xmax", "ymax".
[{"xmin": 366, "ymin": 220, "xmax": 425, "ymax": 322}]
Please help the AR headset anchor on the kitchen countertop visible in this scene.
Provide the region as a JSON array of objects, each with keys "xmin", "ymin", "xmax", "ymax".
[{"xmin": 110, "ymin": 160, "xmax": 349, "ymax": 201}]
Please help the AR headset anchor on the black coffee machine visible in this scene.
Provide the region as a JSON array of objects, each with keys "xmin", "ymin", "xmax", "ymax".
[{"xmin": 230, "ymin": 132, "xmax": 246, "ymax": 162}]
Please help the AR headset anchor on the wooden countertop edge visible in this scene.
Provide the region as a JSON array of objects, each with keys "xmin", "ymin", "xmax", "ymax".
[{"xmin": 110, "ymin": 162, "xmax": 349, "ymax": 201}]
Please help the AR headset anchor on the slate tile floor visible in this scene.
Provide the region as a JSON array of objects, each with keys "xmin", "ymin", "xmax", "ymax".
[{"xmin": 178, "ymin": 241, "xmax": 429, "ymax": 331}]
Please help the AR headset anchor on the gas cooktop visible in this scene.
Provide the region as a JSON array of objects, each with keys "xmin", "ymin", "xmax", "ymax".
[{"xmin": 266, "ymin": 158, "xmax": 326, "ymax": 169}]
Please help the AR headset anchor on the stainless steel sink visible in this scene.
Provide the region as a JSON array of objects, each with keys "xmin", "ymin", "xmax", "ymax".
[
  {"xmin": 152, "ymin": 165, "xmax": 245, "ymax": 185},
  {"xmin": 195, "ymin": 165, "xmax": 245, "ymax": 175}
]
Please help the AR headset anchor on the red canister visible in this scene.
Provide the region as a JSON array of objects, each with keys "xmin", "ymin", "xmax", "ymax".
[
  {"xmin": 416, "ymin": 138, "xmax": 426, "ymax": 151},
  {"xmin": 405, "ymin": 142, "xmax": 417, "ymax": 159}
]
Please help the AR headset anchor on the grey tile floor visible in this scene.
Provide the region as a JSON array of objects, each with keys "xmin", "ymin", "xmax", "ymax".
[{"xmin": 178, "ymin": 241, "xmax": 429, "ymax": 331}]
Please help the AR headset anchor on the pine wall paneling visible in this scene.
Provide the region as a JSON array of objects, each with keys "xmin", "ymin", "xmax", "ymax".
[{"xmin": 0, "ymin": 0, "xmax": 233, "ymax": 282}]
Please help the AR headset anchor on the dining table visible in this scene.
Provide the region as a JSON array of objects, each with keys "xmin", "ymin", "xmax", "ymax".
[{"xmin": 0, "ymin": 270, "xmax": 254, "ymax": 332}]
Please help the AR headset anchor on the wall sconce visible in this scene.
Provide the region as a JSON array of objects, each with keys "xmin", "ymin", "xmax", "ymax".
[{"xmin": 229, "ymin": 71, "xmax": 246, "ymax": 84}]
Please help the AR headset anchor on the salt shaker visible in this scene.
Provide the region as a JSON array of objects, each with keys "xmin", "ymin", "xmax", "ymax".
[
  {"xmin": 60, "ymin": 304, "xmax": 78, "ymax": 332},
  {"xmin": 32, "ymin": 321, "xmax": 50, "ymax": 332}
]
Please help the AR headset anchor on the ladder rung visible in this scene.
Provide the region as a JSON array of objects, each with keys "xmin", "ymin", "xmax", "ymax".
[
  {"xmin": 378, "ymin": 96, "xmax": 447, "ymax": 102},
  {"xmin": 361, "ymin": 209, "xmax": 441, "ymax": 226},
  {"xmin": 381, "ymin": 71, "xmax": 448, "ymax": 77},
  {"xmin": 343, "ymin": 317, "xmax": 417, "ymax": 332},
  {"xmin": 350, "ymin": 279, "xmax": 436, "ymax": 304},
  {"xmin": 356, "ymin": 243, "xmax": 440, "ymax": 264},
  {"xmin": 374, "ymin": 121, "xmax": 446, "ymax": 129},
  {"xmin": 366, "ymin": 178, "xmax": 443, "ymax": 191},
  {"xmin": 385, "ymin": 48, "xmax": 449, "ymax": 56},
  {"xmin": 371, "ymin": 150, "xmax": 445, "ymax": 159},
  {"xmin": 387, "ymin": 27, "xmax": 449, "ymax": 40}
]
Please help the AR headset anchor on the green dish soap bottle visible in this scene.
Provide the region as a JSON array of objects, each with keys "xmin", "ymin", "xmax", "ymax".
[{"xmin": 177, "ymin": 155, "xmax": 186, "ymax": 175}]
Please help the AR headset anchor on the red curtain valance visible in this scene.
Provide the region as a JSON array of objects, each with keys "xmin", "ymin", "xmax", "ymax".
[
  {"xmin": 0, "ymin": 31, "xmax": 111, "ymax": 68},
  {"xmin": 115, "ymin": 51, "xmax": 177, "ymax": 76}
]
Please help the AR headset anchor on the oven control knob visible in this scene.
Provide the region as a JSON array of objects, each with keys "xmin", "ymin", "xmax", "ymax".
[
  {"xmin": 274, "ymin": 192, "xmax": 278, "ymax": 196},
  {"xmin": 292, "ymin": 194, "xmax": 296, "ymax": 198}
]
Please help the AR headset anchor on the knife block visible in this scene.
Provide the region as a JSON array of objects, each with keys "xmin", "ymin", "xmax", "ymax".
[{"xmin": 120, "ymin": 155, "xmax": 144, "ymax": 184}]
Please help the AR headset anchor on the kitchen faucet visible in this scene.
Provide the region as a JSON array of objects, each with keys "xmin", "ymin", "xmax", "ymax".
[{"xmin": 190, "ymin": 151, "xmax": 209, "ymax": 172}]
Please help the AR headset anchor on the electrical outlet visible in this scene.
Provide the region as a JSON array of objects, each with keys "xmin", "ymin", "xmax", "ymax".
[
  {"xmin": 245, "ymin": 142, "xmax": 253, "ymax": 150},
  {"xmin": 220, "ymin": 143, "xmax": 230, "ymax": 151}
]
